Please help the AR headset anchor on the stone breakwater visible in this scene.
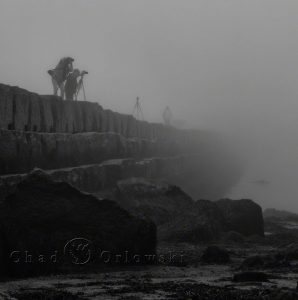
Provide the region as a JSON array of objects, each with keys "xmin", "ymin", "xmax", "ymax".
[
  {"xmin": 0, "ymin": 84, "xmax": 178, "ymax": 139},
  {"xmin": 0, "ymin": 156, "xmax": 198, "ymax": 199},
  {"xmin": 0, "ymin": 128, "xmax": 212, "ymax": 175},
  {"xmin": 0, "ymin": 129, "xmax": 156, "ymax": 175},
  {"xmin": 0, "ymin": 83, "xmax": 242, "ymax": 200}
]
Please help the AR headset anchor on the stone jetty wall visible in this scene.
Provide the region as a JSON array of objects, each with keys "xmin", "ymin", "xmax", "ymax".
[
  {"xmin": 0, "ymin": 156, "xmax": 194, "ymax": 199},
  {"xmin": 0, "ymin": 84, "xmax": 179, "ymax": 140},
  {"xmin": 0, "ymin": 83, "xmax": 241, "ymax": 200}
]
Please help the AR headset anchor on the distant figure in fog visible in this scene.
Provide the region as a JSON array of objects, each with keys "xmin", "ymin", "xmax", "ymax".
[
  {"xmin": 65, "ymin": 69, "xmax": 81, "ymax": 100},
  {"xmin": 163, "ymin": 106, "xmax": 173, "ymax": 126},
  {"xmin": 48, "ymin": 57, "xmax": 74, "ymax": 99}
]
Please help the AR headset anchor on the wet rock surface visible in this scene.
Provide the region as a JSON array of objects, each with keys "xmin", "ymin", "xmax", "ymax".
[
  {"xmin": 200, "ymin": 246, "xmax": 230, "ymax": 264},
  {"xmin": 114, "ymin": 177, "xmax": 194, "ymax": 225},
  {"xmin": 2, "ymin": 240, "xmax": 298, "ymax": 300},
  {"xmin": 11, "ymin": 289, "xmax": 84, "ymax": 300},
  {"xmin": 0, "ymin": 170, "xmax": 156, "ymax": 277},
  {"xmin": 0, "ymin": 156, "xmax": 202, "ymax": 199},
  {"xmin": 240, "ymin": 254, "xmax": 290, "ymax": 270},
  {"xmin": 0, "ymin": 129, "xmax": 157, "ymax": 175},
  {"xmin": 114, "ymin": 178, "xmax": 264, "ymax": 243},
  {"xmin": 215, "ymin": 198, "xmax": 264, "ymax": 236},
  {"xmin": 233, "ymin": 271, "xmax": 269, "ymax": 282},
  {"xmin": 0, "ymin": 212, "xmax": 298, "ymax": 299}
]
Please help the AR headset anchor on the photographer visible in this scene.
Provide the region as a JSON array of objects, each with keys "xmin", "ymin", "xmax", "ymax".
[{"xmin": 65, "ymin": 69, "xmax": 88, "ymax": 101}]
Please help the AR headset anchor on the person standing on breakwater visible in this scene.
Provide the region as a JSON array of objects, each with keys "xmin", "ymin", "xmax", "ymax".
[
  {"xmin": 163, "ymin": 106, "xmax": 173, "ymax": 126},
  {"xmin": 65, "ymin": 70, "xmax": 88, "ymax": 101},
  {"xmin": 64, "ymin": 69, "xmax": 81, "ymax": 100},
  {"xmin": 48, "ymin": 57, "xmax": 74, "ymax": 99}
]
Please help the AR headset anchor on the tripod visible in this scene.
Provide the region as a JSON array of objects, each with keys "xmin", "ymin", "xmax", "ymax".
[
  {"xmin": 75, "ymin": 75, "xmax": 87, "ymax": 101},
  {"xmin": 132, "ymin": 97, "xmax": 144, "ymax": 120}
]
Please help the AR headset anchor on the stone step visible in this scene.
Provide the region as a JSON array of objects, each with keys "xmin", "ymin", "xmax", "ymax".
[
  {"xmin": 0, "ymin": 155, "xmax": 196, "ymax": 199},
  {"xmin": 0, "ymin": 152, "xmax": 240, "ymax": 202},
  {"xmin": 0, "ymin": 129, "xmax": 159, "ymax": 175}
]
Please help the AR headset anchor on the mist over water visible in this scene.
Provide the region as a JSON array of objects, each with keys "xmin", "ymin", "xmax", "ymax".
[
  {"xmin": 227, "ymin": 124, "xmax": 298, "ymax": 213},
  {"xmin": 1, "ymin": 0, "xmax": 298, "ymax": 211}
]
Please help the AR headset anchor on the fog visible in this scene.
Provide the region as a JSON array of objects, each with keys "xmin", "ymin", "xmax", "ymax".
[{"xmin": 1, "ymin": 0, "xmax": 298, "ymax": 211}]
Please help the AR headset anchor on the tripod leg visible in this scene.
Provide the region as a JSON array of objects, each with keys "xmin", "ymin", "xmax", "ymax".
[
  {"xmin": 75, "ymin": 80, "xmax": 82, "ymax": 101},
  {"xmin": 82, "ymin": 82, "xmax": 86, "ymax": 101}
]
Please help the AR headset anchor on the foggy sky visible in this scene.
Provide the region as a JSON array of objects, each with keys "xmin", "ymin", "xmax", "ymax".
[{"xmin": 1, "ymin": 0, "xmax": 298, "ymax": 211}]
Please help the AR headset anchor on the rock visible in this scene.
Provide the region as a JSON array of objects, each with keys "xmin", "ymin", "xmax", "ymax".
[
  {"xmin": 115, "ymin": 178, "xmax": 225, "ymax": 242},
  {"xmin": 159, "ymin": 200, "xmax": 226, "ymax": 243},
  {"xmin": 200, "ymin": 246, "xmax": 230, "ymax": 264},
  {"xmin": 159, "ymin": 215, "xmax": 221, "ymax": 243},
  {"xmin": 0, "ymin": 170, "xmax": 156, "ymax": 277},
  {"xmin": 114, "ymin": 178, "xmax": 264, "ymax": 243},
  {"xmin": 240, "ymin": 255, "xmax": 265, "ymax": 269},
  {"xmin": 233, "ymin": 271, "xmax": 269, "ymax": 282},
  {"xmin": 11, "ymin": 290, "xmax": 84, "ymax": 300},
  {"xmin": 114, "ymin": 177, "xmax": 194, "ymax": 225},
  {"xmin": 0, "ymin": 153, "xmax": 232, "ymax": 205},
  {"xmin": 0, "ymin": 129, "xmax": 156, "ymax": 175},
  {"xmin": 270, "ymin": 290, "xmax": 298, "ymax": 300},
  {"xmin": 264, "ymin": 209, "xmax": 298, "ymax": 238},
  {"xmin": 284, "ymin": 244, "xmax": 298, "ymax": 261},
  {"xmin": 162, "ymin": 197, "xmax": 264, "ymax": 242},
  {"xmin": 221, "ymin": 231, "xmax": 244, "ymax": 244},
  {"xmin": 240, "ymin": 254, "xmax": 289, "ymax": 270},
  {"xmin": 264, "ymin": 208, "xmax": 298, "ymax": 222},
  {"xmin": 0, "ymin": 156, "xmax": 200, "ymax": 199},
  {"xmin": 215, "ymin": 198, "xmax": 264, "ymax": 236}
]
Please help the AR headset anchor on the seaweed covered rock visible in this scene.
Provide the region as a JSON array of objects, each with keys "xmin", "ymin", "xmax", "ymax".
[
  {"xmin": 115, "ymin": 178, "xmax": 225, "ymax": 242},
  {"xmin": 0, "ymin": 170, "xmax": 156, "ymax": 277},
  {"xmin": 114, "ymin": 178, "xmax": 264, "ymax": 243},
  {"xmin": 233, "ymin": 271, "xmax": 269, "ymax": 282},
  {"xmin": 115, "ymin": 177, "xmax": 194, "ymax": 225},
  {"xmin": 215, "ymin": 198, "xmax": 264, "ymax": 236},
  {"xmin": 159, "ymin": 200, "xmax": 226, "ymax": 242},
  {"xmin": 200, "ymin": 246, "xmax": 230, "ymax": 264}
]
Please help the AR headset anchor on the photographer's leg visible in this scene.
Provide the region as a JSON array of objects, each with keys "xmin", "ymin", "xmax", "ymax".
[
  {"xmin": 60, "ymin": 83, "xmax": 65, "ymax": 100},
  {"xmin": 52, "ymin": 77, "xmax": 59, "ymax": 96}
]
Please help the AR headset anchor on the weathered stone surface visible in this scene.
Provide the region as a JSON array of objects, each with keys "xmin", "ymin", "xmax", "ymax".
[
  {"xmin": 240, "ymin": 255, "xmax": 267, "ymax": 269},
  {"xmin": 113, "ymin": 178, "xmax": 264, "ymax": 242},
  {"xmin": 215, "ymin": 198, "xmax": 264, "ymax": 236},
  {"xmin": 0, "ymin": 156, "xmax": 193, "ymax": 199},
  {"xmin": 0, "ymin": 83, "xmax": 243, "ymax": 200},
  {"xmin": 0, "ymin": 84, "xmax": 181, "ymax": 140},
  {"xmin": 221, "ymin": 231, "xmax": 244, "ymax": 244},
  {"xmin": 200, "ymin": 246, "xmax": 230, "ymax": 264},
  {"xmin": 159, "ymin": 199, "xmax": 226, "ymax": 242},
  {"xmin": 0, "ymin": 172, "xmax": 264, "ymax": 244},
  {"xmin": 270, "ymin": 290, "xmax": 298, "ymax": 300},
  {"xmin": 114, "ymin": 177, "xmax": 194, "ymax": 225},
  {"xmin": 0, "ymin": 129, "xmax": 158, "ymax": 175},
  {"xmin": 240, "ymin": 254, "xmax": 286, "ymax": 270},
  {"xmin": 0, "ymin": 83, "xmax": 242, "ymax": 152},
  {"xmin": 0, "ymin": 170, "xmax": 156, "ymax": 277},
  {"xmin": 263, "ymin": 208, "xmax": 298, "ymax": 222},
  {"xmin": 233, "ymin": 272, "xmax": 269, "ymax": 282},
  {"xmin": 0, "ymin": 126, "xmax": 235, "ymax": 181}
]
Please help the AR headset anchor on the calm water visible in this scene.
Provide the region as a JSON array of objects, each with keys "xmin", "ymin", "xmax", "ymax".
[{"xmin": 226, "ymin": 146, "xmax": 298, "ymax": 213}]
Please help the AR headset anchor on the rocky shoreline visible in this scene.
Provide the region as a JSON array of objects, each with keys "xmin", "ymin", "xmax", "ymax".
[{"xmin": 0, "ymin": 171, "xmax": 297, "ymax": 299}]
